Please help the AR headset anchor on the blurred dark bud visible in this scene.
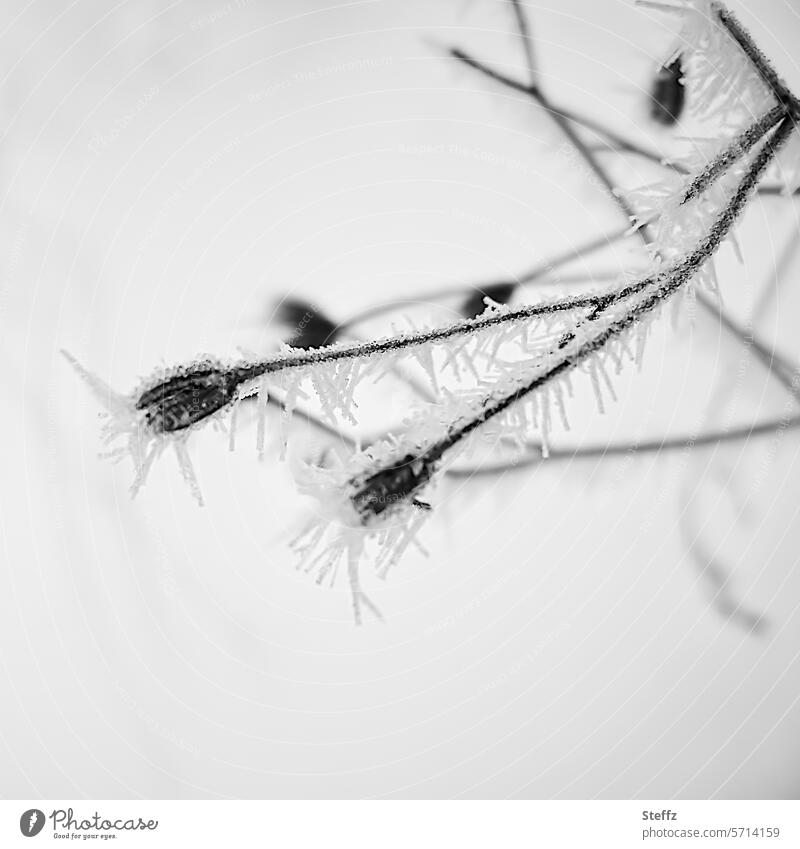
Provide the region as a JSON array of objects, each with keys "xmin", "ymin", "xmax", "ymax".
[
  {"xmin": 137, "ymin": 365, "xmax": 239, "ymax": 433},
  {"xmin": 649, "ymin": 55, "xmax": 685, "ymax": 126},
  {"xmin": 460, "ymin": 281, "xmax": 517, "ymax": 318},
  {"xmin": 351, "ymin": 454, "xmax": 435, "ymax": 520},
  {"xmin": 275, "ymin": 298, "xmax": 341, "ymax": 349}
]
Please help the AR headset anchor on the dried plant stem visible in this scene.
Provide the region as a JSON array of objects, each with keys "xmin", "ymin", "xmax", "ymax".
[
  {"xmin": 713, "ymin": 3, "xmax": 800, "ymax": 114},
  {"xmin": 400, "ymin": 118, "xmax": 793, "ymax": 473},
  {"xmin": 701, "ymin": 296, "xmax": 799, "ymax": 396},
  {"xmin": 455, "ymin": 6, "xmax": 800, "ymax": 404},
  {"xmin": 450, "ymin": 47, "xmax": 795, "ymax": 192},
  {"xmin": 214, "ymin": 267, "xmax": 676, "ymax": 403},
  {"xmin": 509, "ymin": 0, "xmax": 539, "ymax": 88},
  {"xmin": 446, "ymin": 413, "xmax": 800, "ymax": 476},
  {"xmin": 341, "ymin": 225, "xmax": 634, "ymax": 329},
  {"xmin": 681, "ymin": 104, "xmax": 785, "ymax": 202},
  {"xmin": 449, "ymin": 48, "xmax": 670, "ymax": 168},
  {"xmin": 286, "ymin": 374, "xmax": 800, "ymax": 475},
  {"xmin": 136, "ymin": 107, "xmax": 793, "ymax": 447},
  {"xmin": 297, "ymin": 4, "xmax": 800, "ymax": 482}
]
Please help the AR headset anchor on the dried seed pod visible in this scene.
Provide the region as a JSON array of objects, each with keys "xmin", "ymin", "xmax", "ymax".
[
  {"xmin": 350, "ymin": 454, "xmax": 437, "ymax": 520},
  {"xmin": 136, "ymin": 365, "xmax": 241, "ymax": 433},
  {"xmin": 649, "ymin": 55, "xmax": 685, "ymax": 126}
]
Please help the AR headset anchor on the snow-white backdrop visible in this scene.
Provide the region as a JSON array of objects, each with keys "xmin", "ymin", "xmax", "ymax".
[{"xmin": 2, "ymin": 0, "xmax": 800, "ymax": 798}]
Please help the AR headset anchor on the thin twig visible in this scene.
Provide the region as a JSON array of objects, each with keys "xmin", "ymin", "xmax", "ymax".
[
  {"xmin": 752, "ymin": 220, "xmax": 800, "ymax": 325},
  {"xmin": 144, "ymin": 114, "xmax": 793, "ymax": 444},
  {"xmin": 450, "ymin": 48, "xmax": 668, "ymax": 167},
  {"xmin": 450, "ymin": 47, "xmax": 793, "ymax": 194},
  {"xmin": 509, "ymin": 0, "xmax": 539, "ymax": 88},
  {"xmin": 341, "ymin": 225, "xmax": 633, "ymax": 329},
  {"xmin": 283, "ymin": 378, "xmax": 800, "ymax": 474},
  {"xmin": 453, "ymin": 9, "xmax": 800, "ymax": 405},
  {"xmin": 446, "ymin": 413, "xmax": 800, "ymax": 475},
  {"xmin": 377, "ymin": 119, "xmax": 794, "ymax": 483},
  {"xmin": 700, "ymin": 295, "xmax": 799, "ymax": 392}
]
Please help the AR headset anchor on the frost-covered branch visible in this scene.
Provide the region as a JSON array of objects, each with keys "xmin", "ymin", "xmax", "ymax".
[
  {"xmin": 415, "ymin": 117, "xmax": 789, "ymax": 455},
  {"xmin": 711, "ymin": 3, "xmax": 800, "ymax": 114},
  {"xmin": 68, "ymin": 0, "xmax": 800, "ymax": 622},
  {"xmin": 73, "ymin": 2, "xmax": 793, "ymax": 472},
  {"xmin": 680, "ymin": 104, "xmax": 784, "ymax": 203},
  {"xmin": 294, "ymin": 116, "xmax": 795, "ymax": 622},
  {"xmin": 64, "ymin": 259, "xmax": 682, "ymax": 463},
  {"xmin": 463, "ymin": 0, "xmax": 800, "ymax": 404}
]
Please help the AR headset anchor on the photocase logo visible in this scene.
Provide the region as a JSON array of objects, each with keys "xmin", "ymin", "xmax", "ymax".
[
  {"xmin": 15, "ymin": 806, "xmax": 159, "ymax": 838},
  {"xmin": 19, "ymin": 809, "xmax": 45, "ymax": 837}
]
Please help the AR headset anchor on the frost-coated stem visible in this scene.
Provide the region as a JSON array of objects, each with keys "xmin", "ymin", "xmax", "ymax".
[
  {"xmin": 138, "ymin": 5, "xmax": 798, "ymax": 443},
  {"xmin": 415, "ymin": 118, "xmax": 794, "ymax": 467},
  {"xmin": 713, "ymin": 3, "xmax": 800, "ymax": 115},
  {"xmin": 208, "ymin": 268, "xmax": 671, "ymax": 396},
  {"xmin": 233, "ymin": 294, "xmax": 603, "ymax": 380},
  {"xmin": 680, "ymin": 104, "xmax": 785, "ymax": 203},
  {"xmin": 226, "ymin": 108, "xmax": 788, "ymax": 443},
  {"xmin": 470, "ymin": 1, "xmax": 800, "ymax": 404}
]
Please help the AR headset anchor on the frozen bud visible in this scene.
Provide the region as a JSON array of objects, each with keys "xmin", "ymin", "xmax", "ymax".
[
  {"xmin": 274, "ymin": 297, "xmax": 341, "ymax": 349},
  {"xmin": 350, "ymin": 453, "xmax": 436, "ymax": 521},
  {"xmin": 649, "ymin": 56, "xmax": 685, "ymax": 126},
  {"xmin": 136, "ymin": 365, "xmax": 240, "ymax": 433},
  {"xmin": 460, "ymin": 282, "xmax": 517, "ymax": 319}
]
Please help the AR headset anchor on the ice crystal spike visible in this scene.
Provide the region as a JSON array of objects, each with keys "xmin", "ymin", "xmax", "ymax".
[
  {"xmin": 650, "ymin": 55, "xmax": 685, "ymax": 126},
  {"xmin": 174, "ymin": 439, "xmax": 204, "ymax": 506},
  {"xmin": 61, "ymin": 349, "xmax": 130, "ymax": 418},
  {"xmin": 255, "ymin": 376, "xmax": 270, "ymax": 460},
  {"xmin": 347, "ymin": 543, "xmax": 384, "ymax": 626},
  {"xmin": 136, "ymin": 365, "xmax": 240, "ymax": 434}
]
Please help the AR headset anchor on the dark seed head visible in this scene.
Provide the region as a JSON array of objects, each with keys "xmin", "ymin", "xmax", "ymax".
[
  {"xmin": 460, "ymin": 282, "xmax": 517, "ymax": 319},
  {"xmin": 351, "ymin": 453, "xmax": 436, "ymax": 521},
  {"xmin": 136, "ymin": 366, "xmax": 240, "ymax": 433},
  {"xmin": 274, "ymin": 298, "xmax": 341, "ymax": 349},
  {"xmin": 650, "ymin": 56, "xmax": 685, "ymax": 126}
]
